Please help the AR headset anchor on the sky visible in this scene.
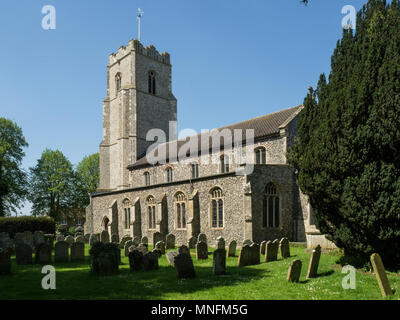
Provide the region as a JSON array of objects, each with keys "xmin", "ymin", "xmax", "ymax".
[{"xmin": 0, "ymin": 0, "xmax": 367, "ymax": 215}]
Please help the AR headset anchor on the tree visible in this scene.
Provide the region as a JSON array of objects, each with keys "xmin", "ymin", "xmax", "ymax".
[
  {"xmin": 0, "ymin": 118, "xmax": 28, "ymax": 216},
  {"xmin": 288, "ymin": 0, "xmax": 400, "ymax": 268},
  {"xmin": 28, "ymin": 149, "xmax": 75, "ymax": 220},
  {"xmin": 73, "ymin": 153, "xmax": 99, "ymax": 211}
]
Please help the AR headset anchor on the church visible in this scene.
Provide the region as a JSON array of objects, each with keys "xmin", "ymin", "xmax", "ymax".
[{"xmin": 84, "ymin": 39, "xmax": 335, "ymax": 248}]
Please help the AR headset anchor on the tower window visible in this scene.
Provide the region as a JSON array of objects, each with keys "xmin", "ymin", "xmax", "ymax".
[
  {"xmin": 115, "ymin": 73, "xmax": 122, "ymax": 92},
  {"xmin": 144, "ymin": 172, "xmax": 151, "ymax": 186},
  {"xmin": 148, "ymin": 71, "xmax": 156, "ymax": 95},
  {"xmin": 166, "ymin": 167, "xmax": 173, "ymax": 183}
]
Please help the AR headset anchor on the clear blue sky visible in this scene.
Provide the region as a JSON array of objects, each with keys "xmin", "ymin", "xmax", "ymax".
[{"xmin": 0, "ymin": 0, "xmax": 366, "ymax": 215}]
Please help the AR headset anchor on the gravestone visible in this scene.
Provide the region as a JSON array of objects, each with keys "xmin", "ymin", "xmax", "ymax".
[
  {"xmin": 216, "ymin": 236, "xmax": 225, "ymax": 250},
  {"xmin": 111, "ymin": 234, "xmax": 119, "ymax": 244},
  {"xmin": 124, "ymin": 240, "xmax": 133, "ymax": 257},
  {"xmin": 152, "ymin": 248, "xmax": 162, "ymax": 258},
  {"xmin": 227, "ymin": 240, "xmax": 237, "ymax": 257},
  {"xmin": 0, "ymin": 248, "xmax": 11, "ymax": 275},
  {"xmin": 178, "ymin": 245, "xmax": 190, "ymax": 255},
  {"xmin": 370, "ymin": 253, "xmax": 393, "ymax": 297},
  {"xmin": 250, "ymin": 243, "xmax": 260, "ymax": 265},
  {"xmin": 238, "ymin": 244, "xmax": 252, "ymax": 267},
  {"xmin": 166, "ymin": 251, "xmax": 178, "ymax": 266},
  {"xmin": 89, "ymin": 233, "xmax": 100, "ymax": 246},
  {"xmin": 153, "ymin": 232, "xmax": 162, "ymax": 245},
  {"xmin": 54, "ymin": 241, "xmax": 69, "ymax": 263},
  {"xmin": 23, "ymin": 231, "xmax": 34, "ymax": 248},
  {"xmin": 70, "ymin": 242, "xmax": 85, "ymax": 262},
  {"xmin": 174, "ymin": 253, "xmax": 196, "ymax": 279},
  {"xmin": 155, "ymin": 241, "xmax": 165, "ymax": 255},
  {"xmin": 84, "ymin": 234, "xmax": 91, "ymax": 243},
  {"xmin": 14, "ymin": 233, "xmax": 24, "ymax": 246},
  {"xmin": 188, "ymin": 236, "xmax": 197, "ymax": 249},
  {"xmin": 196, "ymin": 241, "xmax": 208, "ymax": 260},
  {"xmin": 0, "ymin": 233, "xmax": 12, "ymax": 253},
  {"xmin": 265, "ymin": 241, "xmax": 278, "ymax": 262},
  {"xmin": 242, "ymin": 239, "xmax": 252, "ymax": 246},
  {"xmin": 166, "ymin": 234, "xmax": 175, "ymax": 249},
  {"xmin": 120, "ymin": 236, "xmax": 132, "ymax": 249},
  {"xmin": 287, "ymin": 259, "xmax": 302, "ymax": 282},
  {"xmin": 141, "ymin": 236, "xmax": 148, "ymax": 245},
  {"xmin": 197, "ymin": 233, "xmax": 207, "ymax": 245},
  {"xmin": 56, "ymin": 235, "xmax": 65, "ymax": 242},
  {"xmin": 100, "ymin": 230, "xmax": 110, "ymax": 243},
  {"xmin": 271, "ymin": 239, "xmax": 279, "ymax": 260},
  {"xmin": 138, "ymin": 243, "xmax": 148, "ymax": 255},
  {"xmin": 65, "ymin": 235, "xmax": 74, "ymax": 246},
  {"xmin": 16, "ymin": 243, "xmax": 32, "ymax": 265},
  {"xmin": 280, "ymin": 238, "xmax": 290, "ymax": 258},
  {"xmin": 75, "ymin": 235, "xmax": 85, "ymax": 244},
  {"xmin": 35, "ymin": 243, "xmax": 52, "ymax": 264},
  {"xmin": 306, "ymin": 245, "xmax": 321, "ymax": 279},
  {"xmin": 132, "ymin": 236, "xmax": 141, "ymax": 247},
  {"xmin": 260, "ymin": 241, "xmax": 267, "ymax": 255},
  {"xmin": 129, "ymin": 249, "xmax": 144, "ymax": 271},
  {"xmin": 212, "ymin": 249, "xmax": 226, "ymax": 276},
  {"xmin": 33, "ymin": 231, "xmax": 45, "ymax": 248},
  {"xmin": 89, "ymin": 242, "xmax": 119, "ymax": 276},
  {"xmin": 143, "ymin": 252, "xmax": 159, "ymax": 271}
]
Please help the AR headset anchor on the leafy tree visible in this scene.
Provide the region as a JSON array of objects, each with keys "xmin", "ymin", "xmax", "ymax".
[
  {"xmin": 28, "ymin": 149, "xmax": 75, "ymax": 220},
  {"xmin": 0, "ymin": 118, "xmax": 28, "ymax": 216},
  {"xmin": 288, "ymin": 0, "xmax": 400, "ymax": 268}
]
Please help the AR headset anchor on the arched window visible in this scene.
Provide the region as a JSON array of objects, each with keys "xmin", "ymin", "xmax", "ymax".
[
  {"xmin": 115, "ymin": 73, "xmax": 122, "ymax": 92},
  {"xmin": 255, "ymin": 147, "xmax": 267, "ymax": 164},
  {"xmin": 191, "ymin": 163, "xmax": 199, "ymax": 179},
  {"xmin": 210, "ymin": 187, "xmax": 223, "ymax": 228},
  {"xmin": 123, "ymin": 199, "xmax": 131, "ymax": 230},
  {"xmin": 263, "ymin": 182, "xmax": 280, "ymax": 228},
  {"xmin": 220, "ymin": 155, "xmax": 229, "ymax": 173},
  {"xmin": 148, "ymin": 71, "xmax": 156, "ymax": 95},
  {"xmin": 146, "ymin": 196, "xmax": 156, "ymax": 230},
  {"xmin": 144, "ymin": 172, "xmax": 151, "ymax": 186},
  {"xmin": 175, "ymin": 192, "xmax": 186, "ymax": 229},
  {"xmin": 166, "ymin": 167, "xmax": 173, "ymax": 183}
]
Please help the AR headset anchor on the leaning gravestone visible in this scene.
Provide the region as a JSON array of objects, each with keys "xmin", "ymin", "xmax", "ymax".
[
  {"xmin": 111, "ymin": 234, "xmax": 119, "ymax": 244},
  {"xmin": 75, "ymin": 235, "xmax": 85, "ymax": 244},
  {"xmin": 138, "ymin": 243, "xmax": 148, "ymax": 255},
  {"xmin": 178, "ymin": 245, "xmax": 190, "ymax": 255},
  {"xmin": 213, "ymin": 248, "xmax": 226, "ymax": 276},
  {"xmin": 100, "ymin": 230, "xmax": 110, "ymax": 243},
  {"xmin": 216, "ymin": 236, "xmax": 225, "ymax": 250},
  {"xmin": 155, "ymin": 241, "xmax": 165, "ymax": 255},
  {"xmin": 71, "ymin": 242, "xmax": 85, "ymax": 262},
  {"xmin": 33, "ymin": 231, "xmax": 45, "ymax": 248},
  {"xmin": 238, "ymin": 244, "xmax": 252, "ymax": 267},
  {"xmin": 16, "ymin": 243, "xmax": 32, "ymax": 265},
  {"xmin": 280, "ymin": 237, "xmax": 290, "ymax": 258},
  {"xmin": 153, "ymin": 232, "xmax": 163, "ymax": 245},
  {"xmin": 197, "ymin": 233, "xmax": 207, "ymax": 245},
  {"xmin": 370, "ymin": 253, "xmax": 393, "ymax": 297},
  {"xmin": 166, "ymin": 234, "xmax": 175, "ymax": 249},
  {"xmin": 174, "ymin": 253, "xmax": 196, "ymax": 279},
  {"xmin": 227, "ymin": 240, "xmax": 237, "ymax": 257},
  {"xmin": 196, "ymin": 241, "xmax": 208, "ymax": 260},
  {"xmin": 120, "ymin": 236, "xmax": 132, "ymax": 249},
  {"xmin": 35, "ymin": 243, "xmax": 52, "ymax": 264},
  {"xmin": 306, "ymin": 245, "xmax": 321, "ymax": 279},
  {"xmin": 260, "ymin": 241, "xmax": 267, "ymax": 255},
  {"xmin": 56, "ymin": 235, "xmax": 65, "ymax": 242},
  {"xmin": 166, "ymin": 251, "xmax": 178, "ymax": 266},
  {"xmin": 89, "ymin": 242, "xmax": 119, "ymax": 276},
  {"xmin": 89, "ymin": 233, "xmax": 100, "ymax": 246},
  {"xmin": 250, "ymin": 243, "xmax": 260, "ymax": 265},
  {"xmin": 129, "ymin": 249, "xmax": 144, "ymax": 271},
  {"xmin": 124, "ymin": 240, "xmax": 133, "ymax": 257},
  {"xmin": 287, "ymin": 259, "xmax": 302, "ymax": 283},
  {"xmin": 188, "ymin": 236, "xmax": 197, "ymax": 249},
  {"xmin": 54, "ymin": 241, "xmax": 69, "ymax": 263},
  {"xmin": 143, "ymin": 252, "xmax": 159, "ymax": 271},
  {"xmin": 65, "ymin": 235, "xmax": 74, "ymax": 246},
  {"xmin": 0, "ymin": 248, "xmax": 11, "ymax": 275}
]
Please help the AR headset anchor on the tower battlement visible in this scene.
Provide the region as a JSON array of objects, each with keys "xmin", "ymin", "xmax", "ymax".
[{"xmin": 109, "ymin": 39, "xmax": 170, "ymax": 65}]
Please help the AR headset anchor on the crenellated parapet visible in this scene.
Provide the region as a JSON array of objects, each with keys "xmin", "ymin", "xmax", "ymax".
[{"xmin": 109, "ymin": 39, "xmax": 170, "ymax": 65}]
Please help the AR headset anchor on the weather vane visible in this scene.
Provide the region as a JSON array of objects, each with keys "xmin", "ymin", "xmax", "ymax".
[{"xmin": 137, "ymin": 8, "xmax": 144, "ymax": 42}]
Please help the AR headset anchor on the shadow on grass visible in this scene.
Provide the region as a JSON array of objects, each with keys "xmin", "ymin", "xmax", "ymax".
[{"xmin": 315, "ymin": 270, "xmax": 335, "ymax": 278}]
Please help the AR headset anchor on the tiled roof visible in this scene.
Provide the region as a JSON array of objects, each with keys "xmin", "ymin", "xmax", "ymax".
[{"xmin": 128, "ymin": 104, "xmax": 303, "ymax": 170}]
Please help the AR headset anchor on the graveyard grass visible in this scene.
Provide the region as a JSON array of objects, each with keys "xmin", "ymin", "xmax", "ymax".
[{"xmin": 1, "ymin": 244, "xmax": 399, "ymax": 300}]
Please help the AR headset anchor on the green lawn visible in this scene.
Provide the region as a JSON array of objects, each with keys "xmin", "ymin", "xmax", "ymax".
[{"xmin": 1, "ymin": 244, "xmax": 399, "ymax": 300}]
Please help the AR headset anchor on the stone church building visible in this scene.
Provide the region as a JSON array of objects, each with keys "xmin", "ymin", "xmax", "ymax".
[{"xmin": 84, "ymin": 39, "xmax": 334, "ymax": 248}]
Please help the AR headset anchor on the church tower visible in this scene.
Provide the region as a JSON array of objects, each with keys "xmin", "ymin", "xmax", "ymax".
[{"xmin": 98, "ymin": 40, "xmax": 177, "ymax": 191}]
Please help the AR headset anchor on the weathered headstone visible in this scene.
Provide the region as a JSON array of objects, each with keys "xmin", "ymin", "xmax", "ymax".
[
  {"xmin": 280, "ymin": 237, "xmax": 290, "ymax": 258},
  {"xmin": 196, "ymin": 241, "xmax": 208, "ymax": 260},
  {"xmin": 260, "ymin": 241, "xmax": 267, "ymax": 255},
  {"xmin": 23, "ymin": 231, "xmax": 34, "ymax": 248},
  {"xmin": 84, "ymin": 234, "xmax": 91, "ymax": 243},
  {"xmin": 188, "ymin": 236, "xmax": 197, "ymax": 249},
  {"xmin": 166, "ymin": 251, "xmax": 178, "ymax": 266},
  {"xmin": 35, "ymin": 243, "xmax": 52, "ymax": 264},
  {"xmin": 75, "ymin": 235, "xmax": 85, "ymax": 244},
  {"xmin": 197, "ymin": 233, "xmax": 207, "ymax": 245},
  {"xmin": 370, "ymin": 253, "xmax": 393, "ymax": 297},
  {"xmin": 124, "ymin": 240, "xmax": 133, "ymax": 257},
  {"xmin": 153, "ymin": 232, "xmax": 162, "ymax": 245},
  {"xmin": 89, "ymin": 233, "xmax": 100, "ymax": 246},
  {"xmin": 0, "ymin": 248, "xmax": 11, "ymax": 275},
  {"xmin": 265, "ymin": 240, "xmax": 278, "ymax": 262},
  {"xmin": 166, "ymin": 234, "xmax": 175, "ymax": 249},
  {"xmin": 216, "ymin": 236, "xmax": 225, "ymax": 250},
  {"xmin": 120, "ymin": 236, "xmax": 132, "ymax": 249},
  {"xmin": 306, "ymin": 245, "xmax": 321, "ymax": 279},
  {"xmin": 212, "ymin": 248, "xmax": 226, "ymax": 275},
  {"xmin": 111, "ymin": 234, "xmax": 119, "ymax": 243},
  {"xmin": 56, "ymin": 235, "xmax": 65, "ymax": 242},
  {"xmin": 238, "ymin": 244, "xmax": 252, "ymax": 267},
  {"xmin": 138, "ymin": 243, "xmax": 148, "ymax": 255},
  {"xmin": 141, "ymin": 236, "xmax": 148, "ymax": 245},
  {"xmin": 143, "ymin": 252, "xmax": 159, "ymax": 271},
  {"xmin": 65, "ymin": 235, "xmax": 74, "ymax": 246},
  {"xmin": 54, "ymin": 241, "xmax": 69, "ymax": 263},
  {"xmin": 155, "ymin": 241, "xmax": 165, "ymax": 255},
  {"xmin": 33, "ymin": 231, "xmax": 45, "ymax": 248},
  {"xmin": 174, "ymin": 253, "xmax": 196, "ymax": 279},
  {"xmin": 100, "ymin": 230, "xmax": 110, "ymax": 243},
  {"xmin": 129, "ymin": 249, "xmax": 144, "ymax": 271},
  {"xmin": 242, "ymin": 239, "xmax": 252, "ymax": 246},
  {"xmin": 287, "ymin": 259, "xmax": 302, "ymax": 282},
  {"xmin": 250, "ymin": 243, "xmax": 260, "ymax": 265},
  {"xmin": 178, "ymin": 245, "xmax": 190, "ymax": 255},
  {"xmin": 271, "ymin": 239, "xmax": 279, "ymax": 260},
  {"xmin": 16, "ymin": 243, "xmax": 32, "ymax": 265},
  {"xmin": 89, "ymin": 242, "xmax": 120, "ymax": 276},
  {"xmin": 227, "ymin": 240, "xmax": 237, "ymax": 257},
  {"xmin": 70, "ymin": 242, "xmax": 85, "ymax": 262}
]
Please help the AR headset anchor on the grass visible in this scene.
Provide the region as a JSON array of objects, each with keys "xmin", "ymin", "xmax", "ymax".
[{"xmin": 1, "ymin": 244, "xmax": 399, "ymax": 300}]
